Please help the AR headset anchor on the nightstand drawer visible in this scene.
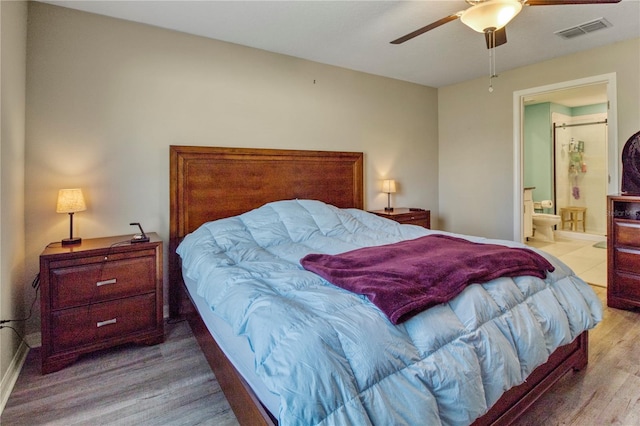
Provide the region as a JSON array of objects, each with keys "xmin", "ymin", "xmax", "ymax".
[
  {"xmin": 611, "ymin": 271, "xmax": 640, "ymax": 299},
  {"xmin": 51, "ymin": 293, "xmax": 157, "ymax": 353},
  {"xmin": 615, "ymin": 248, "xmax": 640, "ymax": 274},
  {"xmin": 615, "ymin": 221, "xmax": 640, "ymax": 248},
  {"xmin": 397, "ymin": 213, "xmax": 429, "ymax": 227},
  {"xmin": 369, "ymin": 208, "xmax": 431, "ymax": 229},
  {"xmin": 50, "ymin": 256, "xmax": 156, "ymax": 309}
]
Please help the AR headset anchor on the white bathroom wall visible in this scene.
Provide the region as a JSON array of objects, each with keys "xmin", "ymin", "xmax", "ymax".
[
  {"xmin": 554, "ymin": 112, "xmax": 574, "ymax": 216},
  {"xmin": 553, "ymin": 112, "xmax": 608, "ymax": 235}
]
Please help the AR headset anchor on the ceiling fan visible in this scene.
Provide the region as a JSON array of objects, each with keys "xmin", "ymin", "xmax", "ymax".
[{"xmin": 391, "ymin": 0, "xmax": 622, "ymax": 49}]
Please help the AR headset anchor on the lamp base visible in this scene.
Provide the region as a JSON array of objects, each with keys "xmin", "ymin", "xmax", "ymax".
[
  {"xmin": 61, "ymin": 237, "xmax": 82, "ymax": 246},
  {"xmin": 384, "ymin": 207, "xmax": 394, "ymax": 212}
]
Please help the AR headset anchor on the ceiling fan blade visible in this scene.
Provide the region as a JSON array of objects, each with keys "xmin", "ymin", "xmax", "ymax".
[
  {"xmin": 525, "ymin": 0, "xmax": 621, "ymax": 5},
  {"xmin": 485, "ymin": 27, "xmax": 508, "ymax": 49},
  {"xmin": 390, "ymin": 14, "xmax": 460, "ymax": 44}
]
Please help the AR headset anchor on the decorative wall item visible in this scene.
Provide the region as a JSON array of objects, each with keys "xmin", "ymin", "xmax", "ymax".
[
  {"xmin": 621, "ymin": 130, "xmax": 640, "ymax": 195},
  {"xmin": 568, "ymin": 138, "xmax": 586, "ymax": 200}
]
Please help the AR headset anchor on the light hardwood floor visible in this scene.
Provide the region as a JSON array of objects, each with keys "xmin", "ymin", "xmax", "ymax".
[
  {"xmin": 517, "ymin": 286, "xmax": 640, "ymax": 425},
  {"xmin": 1, "ymin": 320, "xmax": 239, "ymax": 425},
  {"xmin": 2, "ymin": 287, "xmax": 638, "ymax": 425}
]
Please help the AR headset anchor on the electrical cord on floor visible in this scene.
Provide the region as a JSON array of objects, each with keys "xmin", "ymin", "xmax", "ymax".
[
  {"xmin": 0, "ymin": 325, "xmax": 32, "ymax": 349},
  {"xmin": 0, "ymin": 274, "xmax": 40, "ymax": 349},
  {"xmin": 0, "ymin": 274, "xmax": 40, "ymax": 325}
]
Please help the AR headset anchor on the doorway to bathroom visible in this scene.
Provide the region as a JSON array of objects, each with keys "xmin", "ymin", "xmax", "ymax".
[
  {"xmin": 523, "ymin": 84, "xmax": 609, "ymax": 241},
  {"xmin": 514, "ymin": 76, "xmax": 617, "ymax": 288},
  {"xmin": 513, "ymin": 73, "xmax": 619, "ymax": 244}
]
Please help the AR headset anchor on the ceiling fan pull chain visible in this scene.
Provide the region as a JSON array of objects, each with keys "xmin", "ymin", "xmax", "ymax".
[
  {"xmin": 488, "ymin": 30, "xmax": 496, "ymax": 93},
  {"xmin": 489, "ymin": 49, "xmax": 493, "ymax": 93}
]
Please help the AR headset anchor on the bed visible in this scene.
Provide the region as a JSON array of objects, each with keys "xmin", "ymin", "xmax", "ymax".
[{"xmin": 169, "ymin": 145, "xmax": 601, "ymax": 426}]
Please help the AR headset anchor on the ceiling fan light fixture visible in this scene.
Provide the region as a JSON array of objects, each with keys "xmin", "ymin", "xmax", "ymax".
[{"xmin": 460, "ymin": 0, "xmax": 523, "ymax": 33}]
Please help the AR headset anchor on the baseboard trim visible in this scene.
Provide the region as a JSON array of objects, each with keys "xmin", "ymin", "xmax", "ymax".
[
  {"xmin": 0, "ymin": 340, "xmax": 30, "ymax": 415},
  {"xmin": 25, "ymin": 332, "xmax": 41, "ymax": 349}
]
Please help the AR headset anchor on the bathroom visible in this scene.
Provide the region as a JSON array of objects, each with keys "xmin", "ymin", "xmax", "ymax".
[
  {"xmin": 523, "ymin": 87, "xmax": 609, "ymax": 286},
  {"xmin": 523, "ymin": 93, "xmax": 608, "ymax": 243}
]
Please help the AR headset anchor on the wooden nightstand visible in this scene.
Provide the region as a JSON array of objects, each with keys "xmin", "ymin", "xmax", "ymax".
[
  {"xmin": 369, "ymin": 208, "xmax": 431, "ymax": 229},
  {"xmin": 607, "ymin": 195, "xmax": 640, "ymax": 310},
  {"xmin": 39, "ymin": 233, "xmax": 164, "ymax": 374}
]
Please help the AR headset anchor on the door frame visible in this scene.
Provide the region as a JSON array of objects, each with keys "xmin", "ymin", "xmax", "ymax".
[{"xmin": 512, "ymin": 73, "xmax": 618, "ymax": 242}]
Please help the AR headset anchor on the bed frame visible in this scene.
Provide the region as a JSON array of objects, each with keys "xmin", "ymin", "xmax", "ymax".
[{"xmin": 169, "ymin": 145, "xmax": 589, "ymax": 426}]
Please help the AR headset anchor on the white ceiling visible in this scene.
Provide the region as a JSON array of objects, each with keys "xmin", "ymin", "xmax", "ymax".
[{"xmin": 42, "ymin": 0, "xmax": 640, "ymax": 88}]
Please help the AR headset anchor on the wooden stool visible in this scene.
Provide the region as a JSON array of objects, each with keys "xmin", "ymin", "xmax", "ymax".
[{"xmin": 560, "ymin": 207, "xmax": 586, "ymax": 232}]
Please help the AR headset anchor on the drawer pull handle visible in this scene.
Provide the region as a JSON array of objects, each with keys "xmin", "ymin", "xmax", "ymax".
[
  {"xmin": 96, "ymin": 278, "xmax": 117, "ymax": 287},
  {"xmin": 97, "ymin": 318, "xmax": 117, "ymax": 328}
]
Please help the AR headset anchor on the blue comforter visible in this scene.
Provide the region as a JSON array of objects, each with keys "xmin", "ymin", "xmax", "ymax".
[{"xmin": 177, "ymin": 199, "xmax": 602, "ymax": 426}]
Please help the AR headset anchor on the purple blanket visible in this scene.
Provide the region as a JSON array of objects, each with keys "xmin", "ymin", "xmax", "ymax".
[{"xmin": 300, "ymin": 234, "xmax": 554, "ymax": 324}]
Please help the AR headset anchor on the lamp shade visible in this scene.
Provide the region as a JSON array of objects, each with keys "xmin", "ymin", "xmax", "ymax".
[
  {"xmin": 460, "ymin": 0, "xmax": 522, "ymax": 33},
  {"xmin": 382, "ymin": 179, "xmax": 397, "ymax": 194},
  {"xmin": 56, "ymin": 188, "xmax": 87, "ymax": 213}
]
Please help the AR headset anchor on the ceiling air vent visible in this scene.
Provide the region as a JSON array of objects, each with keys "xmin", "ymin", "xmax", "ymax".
[{"xmin": 555, "ymin": 18, "xmax": 612, "ymax": 39}]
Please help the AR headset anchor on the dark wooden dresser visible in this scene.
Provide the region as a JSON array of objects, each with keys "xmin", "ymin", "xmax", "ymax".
[
  {"xmin": 369, "ymin": 208, "xmax": 431, "ymax": 229},
  {"xmin": 607, "ymin": 195, "xmax": 640, "ymax": 310},
  {"xmin": 39, "ymin": 233, "xmax": 164, "ymax": 373}
]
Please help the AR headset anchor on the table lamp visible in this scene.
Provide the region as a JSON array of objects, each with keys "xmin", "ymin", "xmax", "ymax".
[
  {"xmin": 382, "ymin": 179, "xmax": 396, "ymax": 212},
  {"xmin": 56, "ymin": 188, "xmax": 87, "ymax": 246}
]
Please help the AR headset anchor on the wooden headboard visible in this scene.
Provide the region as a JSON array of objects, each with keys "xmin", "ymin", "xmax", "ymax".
[{"xmin": 169, "ymin": 145, "xmax": 364, "ymax": 315}]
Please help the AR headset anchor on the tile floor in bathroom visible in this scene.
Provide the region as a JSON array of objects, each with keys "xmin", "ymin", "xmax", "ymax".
[{"xmin": 525, "ymin": 236, "xmax": 607, "ymax": 287}]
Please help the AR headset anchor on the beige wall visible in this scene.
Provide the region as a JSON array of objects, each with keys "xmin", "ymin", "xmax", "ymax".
[
  {"xmin": 24, "ymin": 3, "xmax": 439, "ymax": 334},
  {"xmin": 438, "ymin": 38, "xmax": 640, "ymax": 240},
  {"xmin": 20, "ymin": 1, "xmax": 639, "ymax": 349},
  {"xmin": 0, "ymin": 0, "xmax": 28, "ymax": 404}
]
